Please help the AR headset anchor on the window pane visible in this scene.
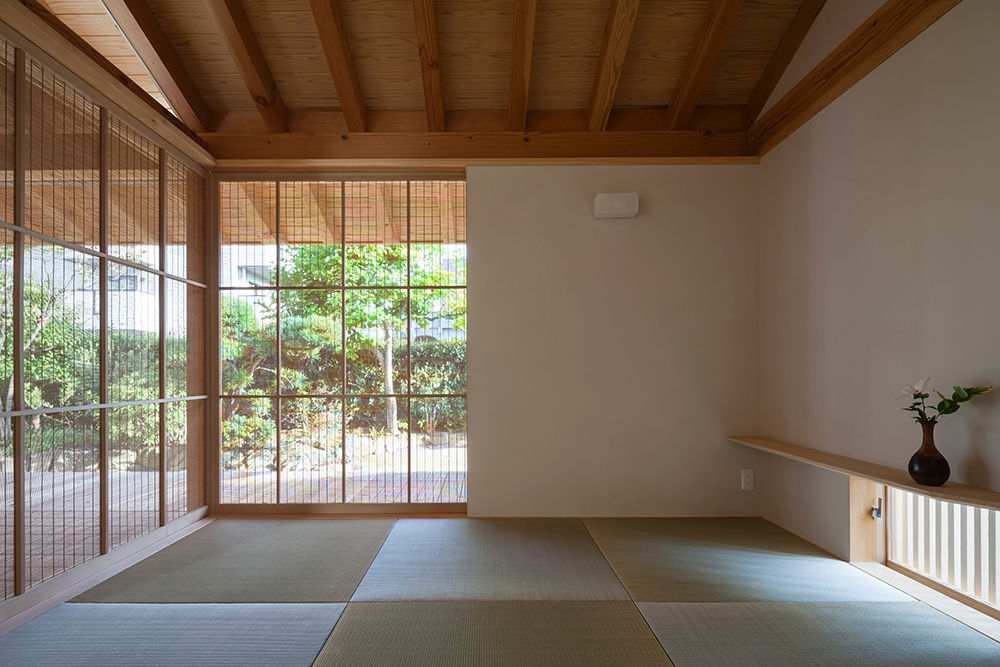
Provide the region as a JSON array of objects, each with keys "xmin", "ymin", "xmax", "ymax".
[
  {"xmin": 279, "ymin": 181, "xmax": 342, "ymax": 287},
  {"xmin": 345, "ymin": 289, "xmax": 408, "ymax": 395},
  {"xmin": 108, "ymin": 403, "xmax": 160, "ymax": 548},
  {"xmin": 345, "ymin": 397, "xmax": 408, "ymax": 503},
  {"xmin": 221, "ymin": 290, "xmax": 276, "ymax": 395},
  {"xmin": 281, "ymin": 290, "xmax": 342, "ymax": 395},
  {"xmin": 220, "ymin": 398, "xmax": 276, "ymax": 504},
  {"xmin": 220, "ymin": 181, "xmax": 276, "ymax": 287},
  {"xmin": 108, "ymin": 266, "xmax": 159, "ymax": 403},
  {"xmin": 280, "ymin": 398, "xmax": 342, "ymax": 503},
  {"xmin": 165, "ymin": 400, "xmax": 188, "ymax": 522},
  {"xmin": 25, "ymin": 59, "xmax": 100, "ymax": 249},
  {"xmin": 1, "ymin": 415, "xmax": 11, "ymax": 600},
  {"xmin": 165, "ymin": 279, "xmax": 187, "ymax": 397},
  {"xmin": 411, "ymin": 397, "xmax": 466, "ymax": 503},
  {"xmin": 1, "ymin": 40, "xmax": 12, "ymax": 230},
  {"xmin": 165, "ymin": 155, "xmax": 205, "ymax": 281},
  {"xmin": 24, "ymin": 241, "xmax": 100, "ymax": 409},
  {"xmin": 166, "ymin": 281, "xmax": 206, "ymax": 398},
  {"xmin": 345, "ymin": 181, "xmax": 407, "ymax": 286},
  {"xmin": 0, "ymin": 230, "xmax": 11, "ymax": 414},
  {"xmin": 411, "ymin": 288, "xmax": 466, "ymax": 394},
  {"xmin": 109, "ymin": 115, "xmax": 159, "ymax": 269},
  {"xmin": 410, "ymin": 180, "xmax": 466, "ymax": 286},
  {"xmin": 25, "ymin": 410, "xmax": 100, "ymax": 588}
]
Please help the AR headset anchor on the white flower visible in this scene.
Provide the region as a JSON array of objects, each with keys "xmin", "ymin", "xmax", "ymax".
[{"xmin": 899, "ymin": 377, "xmax": 930, "ymax": 399}]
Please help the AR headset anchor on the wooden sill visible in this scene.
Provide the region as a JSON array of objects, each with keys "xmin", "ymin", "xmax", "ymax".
[{"xmin": 728, "ymin": 436, "xmax": 1000, "ymax": 511}]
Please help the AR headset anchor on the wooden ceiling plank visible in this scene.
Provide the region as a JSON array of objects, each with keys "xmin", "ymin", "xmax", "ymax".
[
  {"xmin": 204, "ymin": 0, "xmax": 287, "ymax": 132},
  {"xmin": 508, "ymin": 0, "xmax": 537, "ymax": 131},
  {"xmin": 308, "ymin": 0, "xmax": 366, "ymax": 133},
  {"xmin": 667, "ymin": 0, "xmax": 744, "ymax": 130},
  {"xmin": 749, "ymin": 0, "xmax": 962, "ymax": 155},
  {"xmin": 412, "ymin": 0, "xmax": 445, "ymax": 132},
  {"xmin": 587, "ymin": 0, "xmax": 640, "ymax": 132},
  {"xmin": 100, "ymin": 0, "xmax": 213, "ymax": 132},
  {"xmin": 742, "ymin": 0, "xmax": 826, "ymax": 128}
]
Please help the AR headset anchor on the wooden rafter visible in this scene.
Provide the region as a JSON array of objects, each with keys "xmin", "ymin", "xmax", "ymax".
[
  {"xmin": 667, "ymin": 0, "xmax": 743, "ymax": 130},
  {"xmin": 587, "ymin": 0, "xmax": 640, "ymax": 132},
  {"xmin": 101, "ymin": 0, "xmax": 214, "ymax": 132},
  {"xmin": 508, "ymin": 0, "xmax": 537, "ymax": 131},
  {"xmin": 743, "ymin": 0, "xmax": 826, "ymax": 127},
  {"xmin": 412, "ymin": 0, "xmax": 445, "ymax": 132},
  {"xmin": 205, "ymin": 0, "xmax": 287, "ymax": 133},
  {"xmin": 308, "ymin": 0, "xmax": 366, "ymax": 133},
  {"xmin": 749, "ymin": 0, "xmax": 962, "ymax": 155}
]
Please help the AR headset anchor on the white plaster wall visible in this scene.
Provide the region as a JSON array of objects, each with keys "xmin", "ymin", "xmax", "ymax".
[
  {"xmin": 466, "ymin": 165, "xmax": 759, "ymax": 517},
  {"xmin": 758, "ymin": 0, "xmax": 1000, "ymax": 501},
  {"xmin": 758, "ymin": 0, "xmax": 883, "ymax": 120}
]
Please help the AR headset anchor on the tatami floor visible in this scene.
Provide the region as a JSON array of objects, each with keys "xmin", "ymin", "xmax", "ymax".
[{"xmin": 2, "ymin": 517, "xmax": 1000, "ymax": 666}]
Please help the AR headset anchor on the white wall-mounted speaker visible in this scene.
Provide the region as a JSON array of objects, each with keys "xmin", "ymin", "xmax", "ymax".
[{"xmin": 593, "ymin": 192, "xmax": 639, "ymax": 219}]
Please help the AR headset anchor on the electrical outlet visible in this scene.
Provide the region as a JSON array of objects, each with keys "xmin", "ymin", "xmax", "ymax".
[{"xmin": 740, "ymin": 468, "xmax": 755, "ymax": 491}]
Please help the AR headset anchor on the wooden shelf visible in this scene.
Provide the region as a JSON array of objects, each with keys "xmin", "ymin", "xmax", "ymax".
[{"xmin": 728, "ymin": 436, "xmax": 1000, "ymax": 511}]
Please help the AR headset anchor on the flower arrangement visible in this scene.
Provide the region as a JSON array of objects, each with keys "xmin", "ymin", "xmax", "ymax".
[{"xmin": 899, "ymin": 377, "xmax": 993, "ymax": 423}]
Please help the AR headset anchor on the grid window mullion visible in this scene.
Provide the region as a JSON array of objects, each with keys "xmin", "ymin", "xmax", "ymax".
[{"xmin": 219, "ymin": 179, "xmax": 466, "ymax": 505}]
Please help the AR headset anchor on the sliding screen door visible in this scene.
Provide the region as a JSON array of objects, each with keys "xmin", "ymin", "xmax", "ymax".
[{"xmin": 218, "ymin": 179, "xmax": 466, "ymax": 507}]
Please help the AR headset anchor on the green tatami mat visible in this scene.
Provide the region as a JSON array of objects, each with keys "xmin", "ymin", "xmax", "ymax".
[
  {"xmin": 585, "ymin": 517, "xmax": 911, "ymax": 602},
  {"xmin": 352, "ymin": 518, "xmax": 629, "ymax": 600},
  {"xmin": 314, "ymin": 601, "xmax": 671, "ymax": 666},
  {"xmin": 640, "ymin": 601, "xmax": 1000, "ymax": 666},
  {"xmin": 0, "ymin": 603, "xmax": 345, "ymax": 667},
  {"xmin": 74, "ymin": 519, "xmax": 394, "ymax": 603}
]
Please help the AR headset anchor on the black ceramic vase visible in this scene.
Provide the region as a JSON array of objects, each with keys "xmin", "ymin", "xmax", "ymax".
[{"xmin": 907, "ymin": 421, "xmax": 950, "ymax": 486}]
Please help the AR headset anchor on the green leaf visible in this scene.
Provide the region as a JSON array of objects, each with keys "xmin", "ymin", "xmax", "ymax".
[
  {"xmin": 953, "ymin": 385, "xmax": 969, "ymax": 401},
  {"xmin": 938, "ymin": 399, "xmax": 960, "ymax": 415}
]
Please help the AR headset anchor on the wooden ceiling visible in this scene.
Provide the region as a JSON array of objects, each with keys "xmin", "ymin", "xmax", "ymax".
[{"xmin": 13, "ymin": 0, "xmax": 964, "ymax": 165}]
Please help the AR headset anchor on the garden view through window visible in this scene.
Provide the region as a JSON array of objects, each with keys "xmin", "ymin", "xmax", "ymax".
[{"xmin": 219, "ymin": 180, "xmax": 467, "ymax": 505}]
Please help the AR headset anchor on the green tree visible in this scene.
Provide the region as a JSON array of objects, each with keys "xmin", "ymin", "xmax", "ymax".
[{"xmin": 281, "ymin": 243, "xmax": 465, "ymax": 434}]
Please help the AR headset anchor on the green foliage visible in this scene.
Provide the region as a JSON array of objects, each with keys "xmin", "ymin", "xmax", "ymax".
[{"xmin": 902, "ymin": 382, "xmax": 993, "ymax": 424}]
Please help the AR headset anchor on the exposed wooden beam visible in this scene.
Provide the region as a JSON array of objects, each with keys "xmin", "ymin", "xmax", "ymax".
[
  {"xmin": 203, "ymin": 129, "xmax": 751, "ymax": 164},
  {"xmin": 749, "ymin": 0, "xmax": 962, "ymax": 155},
  {"xmin": 2, "ymin": 0, "xmax": 213, "ymax": 167},
  {"xmin": 205, "ymin": 0, "xmax": 287, "ymax": 132},
  {"xmin": 101, "ymin": 0, "xmax": 214, "ymax": 132},
  {"xmin": 508, "ymin": 0, "xmax": 537, "ymax": 131},
  {"xmin": 587, "ymin": 0, "xmax": 640, "ymax": 132},
  {"xmin": 743, "ymin": 0, "xmax": 826, "ymax": 127},
  {"xmin": 308, "ymin": 0, "xmax": 366, "ymax": 133},
  {"xmin": 212, "ymin": 106, "xmax": 746, "ymax": 134},
  {"xmin": 412, "ymin": 0, "xmax": 445, "ymax": 132},
  {"xmin": 667, "ymin": 0, "xmax": 743, "ymax": 130}
]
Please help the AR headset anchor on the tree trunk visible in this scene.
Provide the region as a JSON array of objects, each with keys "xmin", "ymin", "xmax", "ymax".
[{"xmin": 382, "ymin": 325, "xmax": 398, "ymax": 435}]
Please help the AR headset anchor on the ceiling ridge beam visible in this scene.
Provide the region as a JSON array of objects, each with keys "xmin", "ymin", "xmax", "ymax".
[
  {"xmin": 587, "ymin": 0, "xmax": 640, "ymax": 132},
  {"xmin": 742, "ymin": 0, "xmax": 826, "ymax": 128},
  {"xmin": 667, "ymin": 0, "xmax": 743, "ymax": 130},
  {"xmin": 205, "ymin": 0, "xmax": 287, "ymax": 133},
  {"xmin": 508, "ymin": 0, "xmax": 537, "ymax": 131},
  {"xmin": 749, "ymin": 0, "xmax": 962, "ymax": 155},
  {"xmin": 412, "ymin": 0, "xmax": 445, "ymax": 132},
  {"xmin": 100, "ymin": 0, "xmax": 214, "ymax": 133},
  {"xmin": 309, "ymin": 0, "xmax": 366, "ymax": 133}
]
